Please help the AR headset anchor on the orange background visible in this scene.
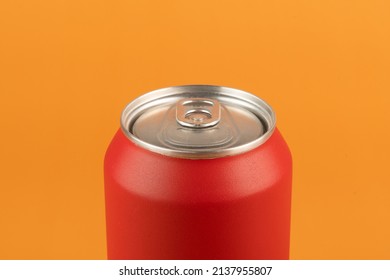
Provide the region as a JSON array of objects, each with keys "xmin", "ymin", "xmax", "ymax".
[{"xmin": 1, "ymin": 0, "xmax": 389, "ymax": 259}]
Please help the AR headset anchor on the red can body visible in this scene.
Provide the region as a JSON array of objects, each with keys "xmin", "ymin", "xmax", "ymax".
[{"xmin": 104, "ymin": 127, "xmax": 292, "ymax": 259}]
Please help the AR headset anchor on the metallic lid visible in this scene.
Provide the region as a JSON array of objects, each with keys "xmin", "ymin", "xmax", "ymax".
[{"xmin": 121, "ymin": 85, "xmax": 275, "ymax": 159}]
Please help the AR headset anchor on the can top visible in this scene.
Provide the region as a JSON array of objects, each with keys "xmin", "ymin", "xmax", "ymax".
[{"xmin": 121, "ymin": 85, "xmax": 275, "ymax": 159}]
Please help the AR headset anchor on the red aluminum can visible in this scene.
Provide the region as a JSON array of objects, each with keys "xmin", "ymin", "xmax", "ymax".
[{"xmin": 104, "ymin": 85, "xmax": 292, "ymax": 259}]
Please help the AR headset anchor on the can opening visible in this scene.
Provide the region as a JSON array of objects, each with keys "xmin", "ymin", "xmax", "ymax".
[
  {"xmin": 176, "ymin": 98, "xmax": 221, "ymax": 128},
  {"xmin": 185, "ymin": 110, "xmax": 212, "ymax": 122}
]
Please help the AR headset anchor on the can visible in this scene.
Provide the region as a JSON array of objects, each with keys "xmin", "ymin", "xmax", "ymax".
[{"xmin": 104, "ymin": 85, "xmax": 292, "ymax": 259}]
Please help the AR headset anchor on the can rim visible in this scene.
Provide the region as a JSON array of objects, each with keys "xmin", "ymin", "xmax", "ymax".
[{"xmin": 120, "ymin": 85, "xmax": 276, "ymax": 159}]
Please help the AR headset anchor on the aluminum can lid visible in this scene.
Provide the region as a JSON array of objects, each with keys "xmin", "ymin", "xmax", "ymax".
[{"xmin": 121, "ymin": 85, "xmax": 275, "ymax": 159}]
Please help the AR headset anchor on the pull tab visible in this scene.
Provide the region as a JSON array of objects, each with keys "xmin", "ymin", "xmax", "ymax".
[{"xmin": 176, "ymin": 98, "xmax": 221, "ymax": 128}]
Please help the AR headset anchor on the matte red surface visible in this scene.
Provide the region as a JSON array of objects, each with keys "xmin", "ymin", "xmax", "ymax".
[{"xmin": 104, "ymin": 128, "xmax": 292, "ymax": 259}]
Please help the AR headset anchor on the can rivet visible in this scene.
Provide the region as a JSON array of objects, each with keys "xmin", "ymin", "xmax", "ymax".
[{"xmin": 176, "ymin": 98, "xmax": 221, "ymax": 128}]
